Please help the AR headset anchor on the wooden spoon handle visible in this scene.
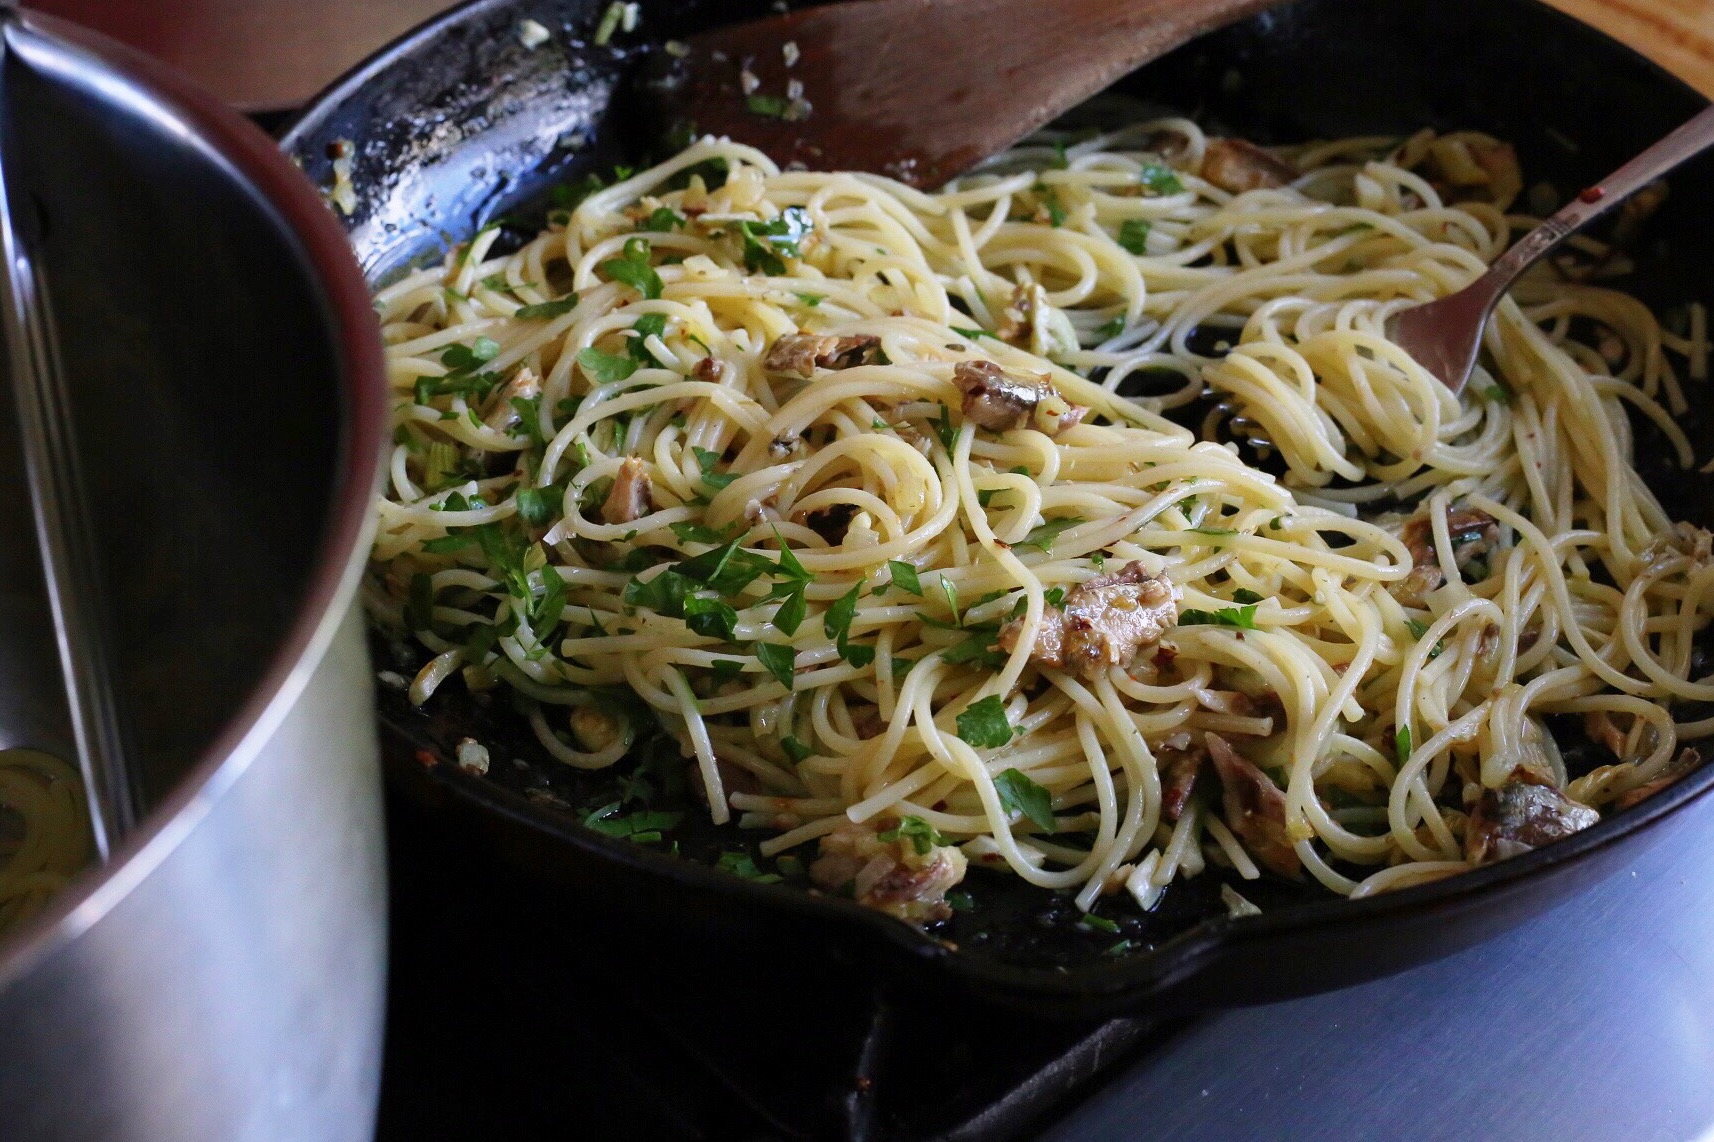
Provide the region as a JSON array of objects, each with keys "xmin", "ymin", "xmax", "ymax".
[{"xmin": 667, "ymin": 0, "xmax": 1287, "ymax": 186}]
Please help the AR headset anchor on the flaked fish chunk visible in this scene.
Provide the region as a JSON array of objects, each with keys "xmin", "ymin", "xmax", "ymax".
[{"xmin": 997, "ymin": 561, "xmax": 1178, "ymax": 679}]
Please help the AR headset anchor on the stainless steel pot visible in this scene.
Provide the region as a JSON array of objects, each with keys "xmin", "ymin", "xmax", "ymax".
[{"xmin": 0, "ymin": 12, "xmax": 389, "ymax": 1141}]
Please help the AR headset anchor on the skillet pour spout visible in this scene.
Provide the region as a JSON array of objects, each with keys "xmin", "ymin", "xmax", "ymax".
[{"xmin": 285, "ymin": 0, "xmax": 1714, "ymax": 1018}]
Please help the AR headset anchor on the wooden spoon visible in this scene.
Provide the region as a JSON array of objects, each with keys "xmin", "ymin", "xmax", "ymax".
[{"xmin": 651, "ymin": 0, "xmax": 1289, "ymax": 188}]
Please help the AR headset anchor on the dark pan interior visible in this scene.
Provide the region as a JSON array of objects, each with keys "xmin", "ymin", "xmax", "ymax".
[{"xmin": 287, "ymin": 0, "xmax": 1714, "ymax": 1014}]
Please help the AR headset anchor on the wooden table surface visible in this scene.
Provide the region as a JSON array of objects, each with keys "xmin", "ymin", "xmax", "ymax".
[{"xmin": 23, "ymin": 0, "xmax": 1714, "ymax": 110}]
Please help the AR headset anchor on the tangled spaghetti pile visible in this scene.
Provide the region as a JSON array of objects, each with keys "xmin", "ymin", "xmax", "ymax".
[{"xmin": 368, "ymin": 121, "xmax": 1711, "ymax": 920}]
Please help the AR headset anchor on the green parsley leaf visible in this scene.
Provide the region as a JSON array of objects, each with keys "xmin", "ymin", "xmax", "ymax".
[
  {"xmin": 780, "ymin": 735, "xmax": 812, "ymax": 763},
  {"xmin": 601, "ymin": 236, "xmax": 662, "ymax": 299},
  {"xmin": 755, "ymin": 641, "xmax": 797, "ymax": 689},
  {"xmin": 793, "ymin": 292, "xmax": 825, "ymax": 306},
  {"xmin": 1016, "ymin": 516, "xmax": 1086, "ymax": 554},
  {"xmin": 1118, "ymin": 218, "xmax": 1151, "ymax": 254},
  {"xmin": 1078, "ymin": 913, "xmax": 1121, "ymax": 934},
  {"xmin": 736, "ymin": 206, "xmax": 813, "ymax": 274},
  {"xmin": 950, "ymin": 325, "xmax": 997, "ymax": 341},
  {"xmin": 933, "ymin": 403, "xmax": 960, "ymax": 453},
  {"xmin": 670, "ymin": 520, "xmax": 742, "ymax": 545},
  {"xmin": 515, "ymin": 487, "xmax": 554, "ymax": 526},
  {"xmin": 1187, "ymin": 526, "xmax": 1238, "ymax": 537},
  {"xmin": 1482, "ymin": 382, "xmax": 1514, "ymax": 404},
  {"xmin": 994, "ymin": 768, "xmax": 1054, "ymax": 831},
  {"xmin": 1232, "ymin": 588, "xmax": 1264, "ymax": 605},
  {"xmin": 439, "ymin": 337, "xmax": 501, "ymax": 375},
  {"xmin": 938, "ymin": 575, "xmax": 961, "ymax": 626},
  {"xmin": 1395, "ymin": 724, "xmax": 1413, "ymax": 765},
  {"xmin": 628, "ymin": 313, "xmax": 668, "ymax": 362},
  {"xmin": 510, "ymin": 395, "xmax": 545, "ymax": 445},
  {"xmin": 1096, "ymin": 315, "xmax": 1126, "ymax": 340},
  {"xmin": 1138, "ymin": 162, "xmax": 1184, "ymax": 195},
  {"xmin": 956, "ymin": 695, "xmax": 1014, "ymax": 748},
  {"xmin": 691, "ymin": 446, "xmax": 738, "ymax": 491},
  {"xmin": 583, "ymin": 803, "xmax": 686, "ymax": 841},
  {"xmin": 683, "ymin": 595, "xmax": 739, "ymax": 641},
  {"xmin": 877, "ymin": 815, "xmax": 948, "ymax": 855},
  {"xmin": 1035, "ymin": 184, "xmax": 1067, "ymax": 227},
  {"xmin": 941, "ymin": 628, "xmax": 1006, "ymax": 669},
  {"xmin": 745, "ymin": 93, "xmax": 789, "ymax": 118},
  {"xmin": 514, "ymin": 295, "xmax": 578, "ymax": 320},
  {"xmin": 624, "ymin": 568, "xmax": 691, "ymax": 617},
  {"xmin": 1404, "ymin": 618, "xmax": 1445, "ymax": 660},
  {"xmin": 824, "ymin": 580, "xmax": 862, "ymax": 644},
  {"xmin": 639, "ymin": 206, "xmax": 684, "ymax": 232},
  {"xmin": 577, "ymin": 346, "xmax": 638, "ymax": 383},
  {"xmin": 888, "ymin": 560, "xmax": 923, "ymax": 596},
  {"xmin": 717, "ymin": 850, "xmax": 781, "ymax": 882},
  {"xmin": 1178, "ymin": 604, "xmax": 1259, "ymax": 629},
  {"xmin": 772, "ymin": 586, "xmax": 807, "ymax": 635},
  {"xmin": 1043, "ymin": 587, "xmax": 1066, "ymax": 608},
  {"xmin": 674, "ymin": 539, "xmax": 774, "ymax": 597}
]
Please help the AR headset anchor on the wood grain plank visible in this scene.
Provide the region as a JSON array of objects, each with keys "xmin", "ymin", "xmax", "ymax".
[{"xmin": 1542, "ymin": 0, "xmax": 1714, "ymax": 96}]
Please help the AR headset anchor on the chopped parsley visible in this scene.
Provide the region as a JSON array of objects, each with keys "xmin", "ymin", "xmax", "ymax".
[
  {"xmin": 717, "ymin": 850, "xmax": 781, "ymax": 883},
  {"xmin": 825, "ymin": 578, "xmax": 873, "ymax": 667},
  {"xmin": 878, "ymin": 815, "xmax": 949, "ymax": 855},
  {"xmin": 1178, "ymin": 604, "xmax": 1258, "ymax": 629},
  {"xmin": 745, "ymin": 93, "xmax": 790, "ymax": 118},
  {"xmin": 994, "ymin": 768, "xmax": 1054, "ymax": 831},
  {"xmin": 1035, "ymin": 184, "xmax": 1067, "ymax": 227},
  {"xmin": 601, "ymin": 236, "xmax": 663, "ymax": 299},
  {"xmin": 755, "ymin": 641, "xmax": 797, "ymax": 689},
  {"xmin": 692, "ymin": 446, "xmax": 738, "ymax": 491},
  {"xmin": 1138, "ymin": 162, "xmax": 1184, "ymax": 195},
  {"xmin": 514, "ymin": 295, "xmax": 578, "ymax": 320},
  {"xmin": 1078, "ymin": 913, "xmax": 1121, "ymax": 935},
  {"xmin": 638, "ymin": 206, "xmax": 684, "ymax": 232},
  {"xmin": 583, "ymin": 802, "xmax": 685, "ymax": 843},
  {"xmin": 887, "ymin": 560, "xmax": 923, "ymax": 596},
  {"xmin": 1118, "ymin": 218, "xmax": 1151, "ymax": 254},
  {"xmin": 577, "ymin": 346, "xmax": 638, "ymax": 384},
  {"xmin": 780, "ymin": 735, "xmax": 813, "ymax": 763},
  {"xmin": 736, "ymin": 206, "xmax": 812, "ymax": 275},
  {"xmin": 682, "ymin": 595, "xmax": 739, "ymax": 641},
  {"xmin": 1395, "ymin": 724, "xmax": 1413, "ymax": 765},
  {"xmin": 670, "ymin": 520, "xmax": 743, "ymax": 545},
  {"xmin": 794, "ymin": 291, "xmax": 825, "ymax": 306},
  {"xmin": 1016, "ymin": 516, "xmax": 1086, "ymax": 554},
  {"xmin": 515, "ymin": 486, "xmax": 555, "ymax": 526},
  {"xmin": 1231, "ymin": 588, "xmax": 1264, "ymax": 605},
  {"xmin": 956, "ymin": 695, "xmax": 1015, "ymax": 749},
  {"xmin": 628, "ymin": 312, "xmax": 668, "ymax": 362},
  {"xmin": 950, "ymin": 326, "xmax": 997, "ymax": 341},
  {"xmin": 1404, "ymin": 618, "xmax": 1445, "ymax": 659}
]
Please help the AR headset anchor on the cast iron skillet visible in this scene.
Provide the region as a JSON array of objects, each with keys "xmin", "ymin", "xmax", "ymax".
[{"xmin": 284, "ymin": 0, "xmax": 1714, "ymax": 1018}]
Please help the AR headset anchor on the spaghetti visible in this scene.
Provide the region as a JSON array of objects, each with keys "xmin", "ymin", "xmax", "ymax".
[{"xmin": 367, "ymin": 122, "xmax": 1712, "ymax": 919}]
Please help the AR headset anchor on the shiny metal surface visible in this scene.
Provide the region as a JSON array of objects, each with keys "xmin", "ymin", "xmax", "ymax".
[
  {"xmin": 0, "ymin": 11, "xmax": 390, "ymax": 1141},
  {"xmin": 0, "ymin": 611, "xmax": 386, "ymax": 1141},
  {"xmin": 1389, "ymin": 102, "xmax": 1714, "ymax": 393},
  {"xmin": 1050, "ymin": 790, "xmax": 1714, "ymax": 1142}
]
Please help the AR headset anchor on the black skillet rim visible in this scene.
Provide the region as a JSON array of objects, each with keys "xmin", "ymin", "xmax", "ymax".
[{"xmin": 283, "ymin": 0, "xmax": 1714, "ymax": 1008}]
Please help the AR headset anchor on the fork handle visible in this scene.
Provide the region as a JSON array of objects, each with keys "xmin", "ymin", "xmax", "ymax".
[{"xmin": 1478, "ymin": 102, "xmax": 1714, "ymax": 298}]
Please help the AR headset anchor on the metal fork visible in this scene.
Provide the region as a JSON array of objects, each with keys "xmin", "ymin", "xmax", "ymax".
[{"xmin": 1388, "ymin": 103, "xmax": 1714, "ymax": 392}]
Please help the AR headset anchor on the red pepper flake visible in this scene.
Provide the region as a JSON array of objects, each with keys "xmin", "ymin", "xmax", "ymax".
[{"xmin": 1578, "ymin": 185, "xmax": 1605, "ymax": 204}]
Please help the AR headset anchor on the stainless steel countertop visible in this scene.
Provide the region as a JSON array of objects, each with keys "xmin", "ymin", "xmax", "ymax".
[{"xmin": 1050, "ymin": 792, "xmax": 1714, "ymax": 1142}]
